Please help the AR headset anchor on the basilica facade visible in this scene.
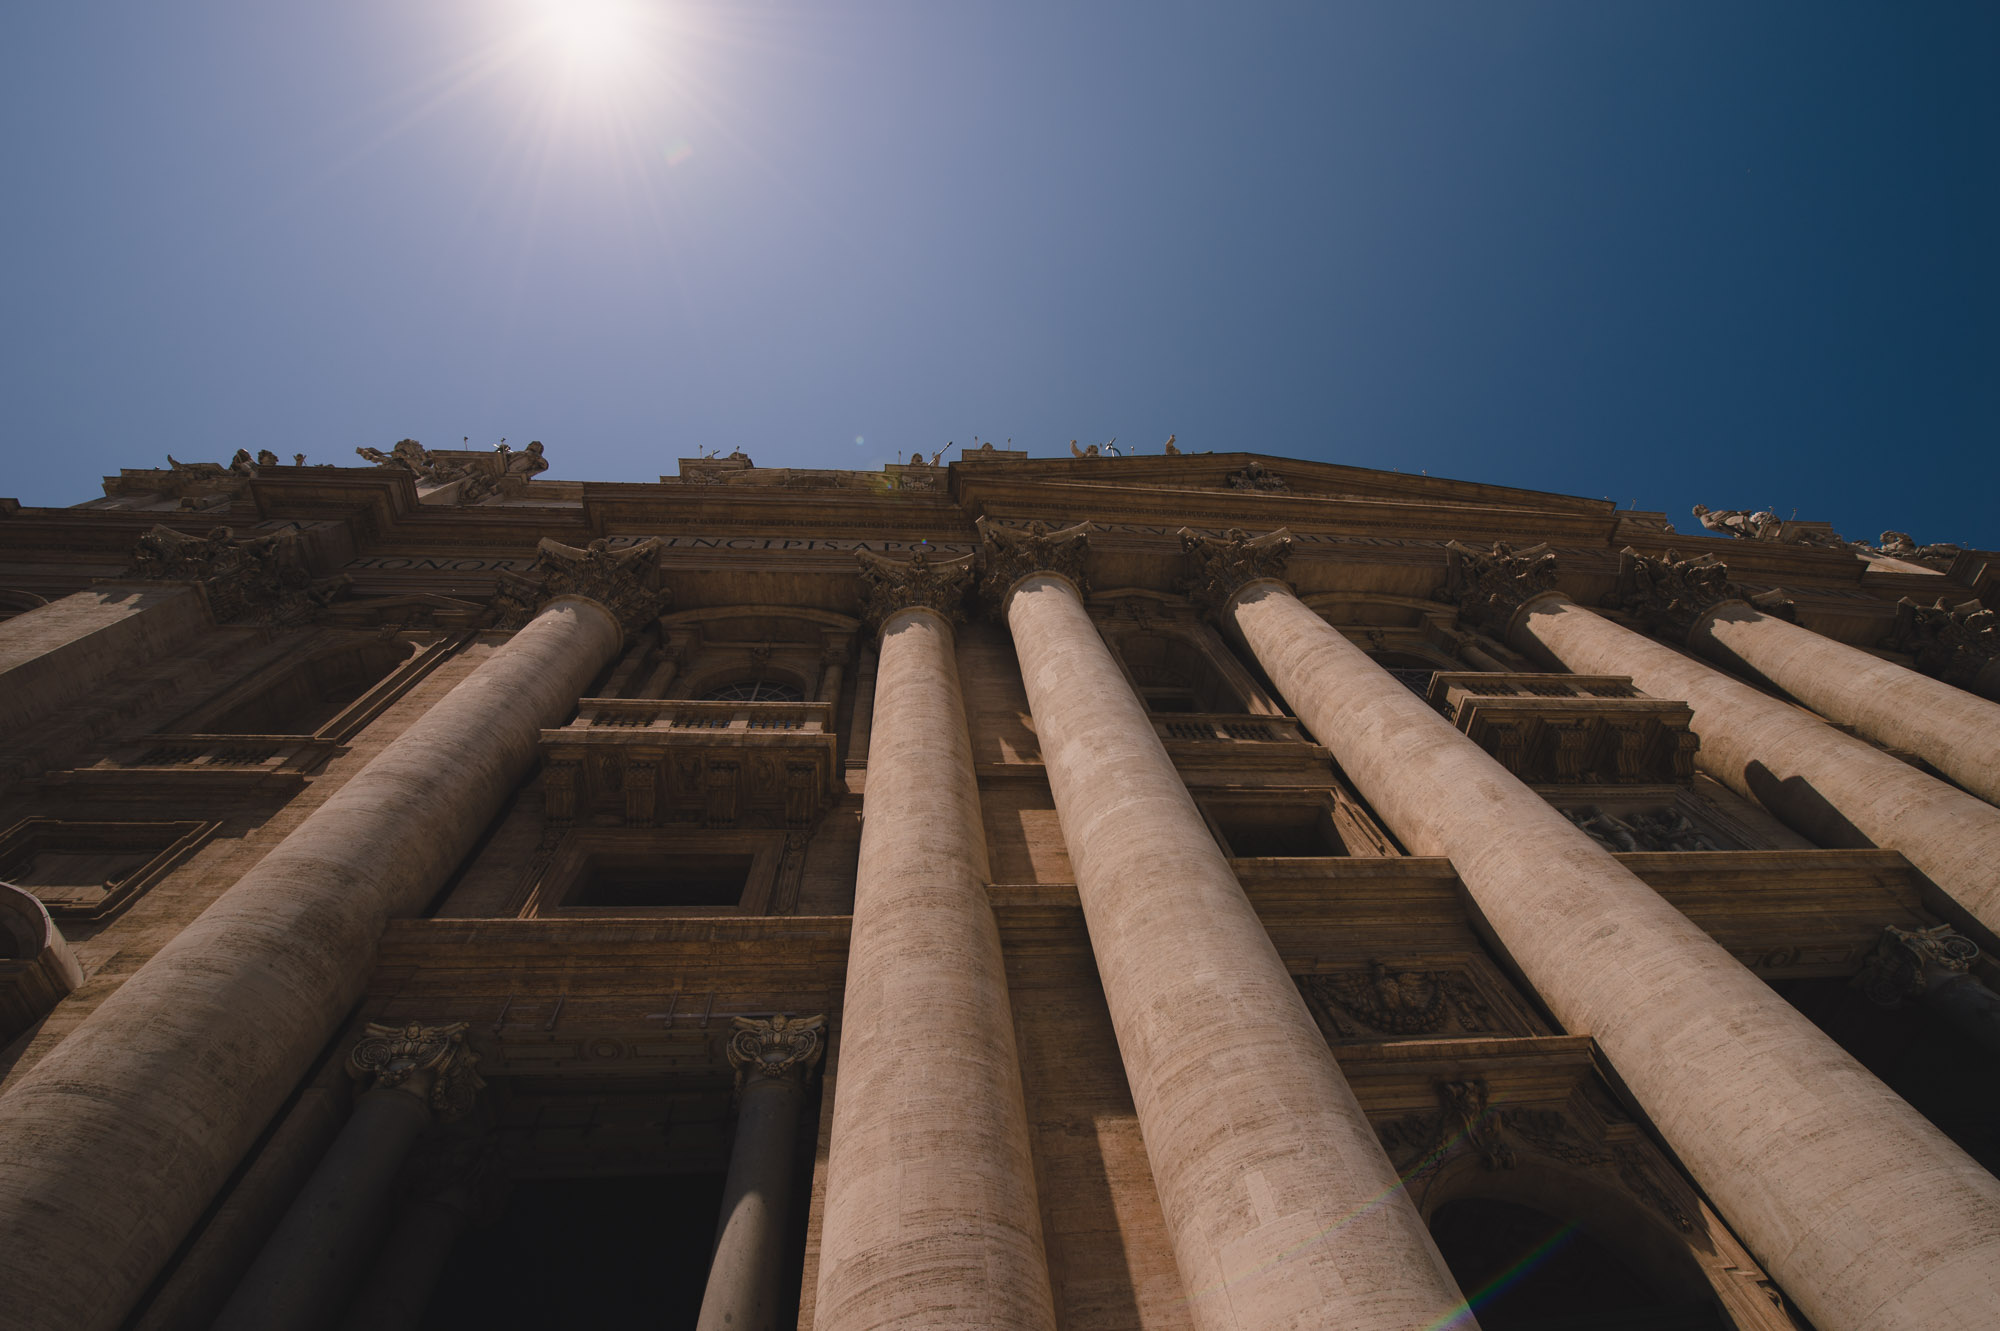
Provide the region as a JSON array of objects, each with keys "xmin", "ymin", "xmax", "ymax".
[{"xmin": 1, "ymin": 443, "xmax": 1998, "ymax": 1331}]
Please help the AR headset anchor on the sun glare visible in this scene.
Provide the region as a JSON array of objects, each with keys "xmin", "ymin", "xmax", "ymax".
[{"xmin": 527, "ymin": 0, "xmax": 650, "ymax": 76}]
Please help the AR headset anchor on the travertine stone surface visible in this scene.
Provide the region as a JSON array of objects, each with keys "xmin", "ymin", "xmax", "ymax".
[
  {"xmin": 0, "ymin": 598, "xmax": 620, "ymax": 1331},
  {"xmin": 814, "ymin": 606, "xmax": 1056, "ymax": 1331},
  {"xmin": 0, "ymin": 584, "xmax": 208, "ymax": 738},
  {"xmin": 1516, "ymin": 594, "xmax": 2000, "ymax": 935},
  {"xmin": 1228, "ymin": 580, "xmax": 2000, "ymax": 1331},
  {"xmin": 1693, "ymin": 602, "xmax": 2000, "ymax": 807},
  {"xmin": 1005, "ymin": 574, "xmax": 1469, "ymax": 1331}
]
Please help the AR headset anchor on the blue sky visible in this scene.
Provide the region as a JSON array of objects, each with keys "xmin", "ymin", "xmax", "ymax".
[{"xmin": 3, "ymin": 2, "xmax": 1994, "ymax": 546}]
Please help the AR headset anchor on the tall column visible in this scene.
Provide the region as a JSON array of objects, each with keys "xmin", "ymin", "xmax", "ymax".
[
  {"xmin": 814, "ymin": 551, "xmax": 1056, "ymax": 1331},
  {"xmin": 0, "ymin": 537, "xmax": 664, "ymax": 1331},
  {"xmin": 215, "ymin": 1022, "xmax": 485, "ymax": 1331},
  {"xmin": 1212, "ymin": 531, "xmax": 2000, "ymax": 1331},
  {"xmin": 335, "ymin": 1130, "xmax": 496, "ymax": 1331},
  {"xmin": 697, "ymin": 1014, "xmax": 826, "ymax": 1331},
  {"xmin": 1488, "ymin": 546, "xmax": 2000, "ymax": 936},
  {"xmin": 984, "ymin": 521, "xmax": 1469, "ymax": 1331},
  {"xmin": 1603, "ymin": 556, "xmax": 2000, "ymax": 805}
]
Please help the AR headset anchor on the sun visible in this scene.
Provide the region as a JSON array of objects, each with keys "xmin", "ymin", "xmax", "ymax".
[{"xmin": 526, "ymin": 0, "xmax": 650, "ymax": 75}]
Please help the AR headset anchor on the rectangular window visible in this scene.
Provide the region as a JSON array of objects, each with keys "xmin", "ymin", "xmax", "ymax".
[{"xmin": 570, "ymin": 854, "xmax": 754, "ymax": 909}]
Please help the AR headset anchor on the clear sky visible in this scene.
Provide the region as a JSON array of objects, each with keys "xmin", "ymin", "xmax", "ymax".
[{"xmin": 3, "ymin": 2, "xmax": 1994, "ymax": 547}]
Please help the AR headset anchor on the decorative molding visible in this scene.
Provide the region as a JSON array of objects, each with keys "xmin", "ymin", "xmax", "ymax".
[
  {"xmin": 126, "ymin": 525, "xmax": 347, "ymax": 627},
  {"xmin": 490, "ymin": 537, "xmax": 670, "ymax": 635},
  {"xmin": 1602, "ymin": 547, "xmax": 1794, "ymax": 641},
  {"xmin": 975, "ymin": 518, "xmax": 1092, "ymax": 606},
  {"xmin": 1854, "ymin": 923, "xmax": 1980, "ymax": 1007},
  {"xmin": 348, "ymin": 1021, "xmax": 487, "ymax": 1120},
  {"xmin": 1224, "ymin": 460, "xmax": 1288, "ymax": 492},
  {"xmin": 1437, "ymin": 541, "xmax": 1560, "ymax": 635},
  {"xmin": 1178, "ymin": 527, "xmax": 1293, "ymax": 616},
  {"xmin": 1564, "ymin": 805, "xmax": 1719, "ymax": 853},
  {"xmin": 1884, "ymin": 597, "xmax": 1996, "ymax": 691},
  {"xmin": 1299, "ymin": 964, "xmax": 1505, "ymax": 1039},
  {"xmin": 725, "ymin": 1013, "xmax": 826, "ymax": 1089},
  {"xmin": 855, "ymin": 548, "xmax": 974, "ymax": 632}
]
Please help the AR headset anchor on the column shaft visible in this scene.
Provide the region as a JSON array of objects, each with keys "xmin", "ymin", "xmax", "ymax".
[
  {"xmin": 213, "ymin": 1086, "xmax": 433, "ymax": 1331},
  {"xmin": 1515, "ymin": 594, "xmax": 2000, "ymax": 935},
  {"xmin": 1694, "ymin": 603, "xmax": 2000, "ymax": 806},
  {"xmin": 0, "ymin": 598, "xmax": 622, "ymax": 1331},
  {"xmin": 814, "ymin": 607, "xmax": 1055, "ymax": 1331},
  {"xmin": 335, "ymin": 1183, "xmax": 476, "ymax": 1331},
  {"xmin": 1005, "ymin": 575, "xmax": 1467, "ymax": 1331},
  {"xmin": 1227, "ymin": 580, "xmax": 2000, "ymax": 1331},
  {"xmin": 698, "ymin": 1075, "xmax": 808, "ymax": 1331},
  {"xmin": 0, "ymin": 584, "xmax": 208, "ymax": 738}
]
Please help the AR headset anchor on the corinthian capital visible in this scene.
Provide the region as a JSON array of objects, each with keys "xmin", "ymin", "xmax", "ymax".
[
  {"xmin": 347, "ymin": 1021, "xmax": 487, "ymax": 1121},
  {"xmin": 490, "ymin": 537, "xmax": 670, "ymax": 634},
  {"xmin": 1603, "ymin": 547, "xmax": 1793, "ymax": 641},
  {"xmin": 856, "ymin": 548, "xmax": 974, "ymax": 632},
  {"xmin": 975, "ymin": 518, "xmax": 1092, "ymax": 606},
  {"xmin": 1855, "ymin": 924, "xmax": 1981, "ymax": 1007},
  {"xmin": 1178, "ymin": 527, "xmax": 1293, "ymax": 616},
  {"xmin": 726, "ymin": 1013, "xmax": 826, "ymax": 1089},
  {"xmin": 126, "ymin": 525, "xmax": 346, "ymax": 627},
  {"xmin": 1438, "ymin": 541, "xmax": 1560, "ymax": 635},
  {"xmin": 1885, "ymin": 597, "xmax": 1997, "ymax": 690}
]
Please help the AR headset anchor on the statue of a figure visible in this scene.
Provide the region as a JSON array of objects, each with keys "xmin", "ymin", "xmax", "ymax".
[
  {"xmin": 495, "ymin": 439, "xmax": 548, "ymax": 478},
  {"xmin": 228, "ymin": 449, "xmax": 258, "ymax": 476},
  {"xmin": 1692, "ymin": 504, "xmax": 1782, "ymax": 541}
]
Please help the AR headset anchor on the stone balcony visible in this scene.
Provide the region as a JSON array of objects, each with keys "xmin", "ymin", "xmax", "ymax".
[
  {"xmin": 1424, "ymin": 673, "xmax": 1697, "ymax": 785},
  {"xmin": 540, "ymin": 699, "xmax": 839, "ymax": 829}
]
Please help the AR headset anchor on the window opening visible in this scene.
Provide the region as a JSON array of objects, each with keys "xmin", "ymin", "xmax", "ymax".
[
  {"xmin": 570, "ymin": 854, "xmax": 753, "ymax": 909},
  {"xmin": 1214, "ymin": 807, "xmax": 1345, "ymax": 858},
  {"xmin": 699, "ymin": 680, "xmax": 803, "ymax": 703}
]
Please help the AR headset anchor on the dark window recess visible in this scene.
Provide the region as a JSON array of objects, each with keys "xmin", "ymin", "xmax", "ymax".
[
  {"xmin": 572, "ymin": 854, "xmax": 752, "ymax": 908},
  {"xmin": 1428, "ymin": 1198, "xmax": 1722, "ymax": 1330},
  {"xmin": 1383, "ymin": 667, "xmax": 1435, "ymax": 697},
  {"xmin": 1216, "ymin": 809, "xmax": 1345, "ymax": 858},
  {"xmin": 1144, "ymin": 691, "xmax": 1199, "ymax": 713},
  {"xmin": 700, "ymin": 680, "xmax": 803, "ymax": 703}
]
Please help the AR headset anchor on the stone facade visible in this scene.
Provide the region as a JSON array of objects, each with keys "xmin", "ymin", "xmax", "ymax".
[{"xmin": 1, "ymin": 447, "xmax": 1999, "ymax": 1330}]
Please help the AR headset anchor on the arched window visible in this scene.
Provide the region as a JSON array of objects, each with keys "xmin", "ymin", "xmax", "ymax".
[{"xmin": 698, "ymin": 679, "xmax": 804, "ymax": 703}]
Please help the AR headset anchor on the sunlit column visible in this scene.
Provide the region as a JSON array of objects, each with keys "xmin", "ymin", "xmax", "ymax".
[
  {"xmin": 814, "ymin": 551, "xmax": 1057, "ymax": 1331},
  {"xmin": 986, "ymin": 519, "xmax": 1469, "ymax": 1331},
  {"xmin": 0, "ymin": 539, "xmax": 664, "ymax": 1331}
]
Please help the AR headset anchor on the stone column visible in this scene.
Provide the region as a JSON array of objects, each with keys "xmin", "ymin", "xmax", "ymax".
[
  {"xmin": 335, "ymin": 1132, "xmax": 496, "ymax": 1331},
  {"xmin": 1223, "ymin": 531, "xmax": 2000, "ymax": 1331},
  {"xmin": 985, "ymin": 520, "xmax": 1468, "ymax": 1331},
  {"xmin": 816, "ymin": 642, "xmax": 848, "ymax": 706},
  {"xmin": 215, "ymin": 1023, "xmax": 485, "ymax": 1331},
  {"xmin": 1625, "ymin": 564, "xmax": 2000, "ymax": 805},
  {"xmin": 1856, "ymin": 925, "xmax": 2000, "ymax": 1060},
  {"xmin": 0, "ymin": 538, "xmax": 664, "ymax": 1331},
  {"xmin": 1489, "ymin": 546, "xmax": 2000, "ymax": 937},
  {"xmin": 697, "ymin": 1015, "xmax": 826, "ymax": 1331},
  {"xmin": 814, "ymin": 550, "xmax": 1056, "ymax": 1331}
]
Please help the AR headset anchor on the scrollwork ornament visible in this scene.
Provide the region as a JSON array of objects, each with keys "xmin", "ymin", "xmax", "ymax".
[
  {"xmin": 1177, "ymin": 527, "xmax": 1293, "ymax": 616},
  {"xmin": 1601, "ymin": 547, "xmax": 1794, "ymax": 642},
  {"xmin": 1884, "ymin": 597, "xmax": 1997, "ymax": 691},
  {"xmin": 1855, "ymin": 923, "xmax": 1981, "ymax": 1007},
  {"xmin": 488, "ymin": 537, "xmax": 670, "ymax": 635},
  {"xmin": 347, "ymin": 1021, "xmax": 487, "ymax": 1121},
  {"xmin": 126, "ymin": 524, "xmax": 346, "ymax": 626},
  {"xmin": 725, "ymin": 1013, "xmax": 826, "ymax": 1089},
  {"xmin": 975, "ymin": 518, "xmax": 1092, "ymax": 607},
  {"xmin": 856, "ymin": 548, "xmax": 974, "ymax": 633},
  {"xmin": 1437, "ymin": 541, "xmax": 1561, "ymax": 636}
]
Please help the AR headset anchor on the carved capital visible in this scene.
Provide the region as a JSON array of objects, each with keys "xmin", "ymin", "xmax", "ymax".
[
  {"xmin": 1437, "ymin": 541, "xmax": 1560, "ymax": 635},
  {"xmin": 125, "ymin": 525, "xmax": 346, "ymax": 627},
  {"xmin": 1885, "ymin": 597, "xmax": 1997, "ymax": 690},
  {"xmin": 1856, "ymin": 924, "xmax": 1981, "ymax": 1007},
  {"xmin": 1602, "ymin": 547, "xmax": 1794, "ymax": 641},
  {"xmin": 856, "ymin": 548, "xmax": 974, "ymax": 633},
  {"xmin": 975, "ymin": 518, "xmax": 1092, "ymax": 607},
  {"xmin": 726, "ymin": 1013, "xmax": 826, "ymax": 1089},
  {"xmin": 489, "ymin": 538, "xmax": 669, "ymax": 635},
  {"xmin": 348, "ymin": 1021, "xmax": 486, "ymax": 1121},
  {"xmin": 1178, "ymin": 527, "xmax": 1293, "ymax": 616}
]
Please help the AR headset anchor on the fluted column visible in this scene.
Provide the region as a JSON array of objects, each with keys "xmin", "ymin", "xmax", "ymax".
[
  {"xmin": 814, "ymin": 551, "xmax": 1055, "ymax": 1331},
  {"xmin": 1227, "ymin": 532, "xmax": 2000, "ymax": 1331},
  {"xmin": 1488, "ymin": 546, "xmax": 2000, "ymax": 936},
  {"xmin": 697, "ymin": 1015, "xmax": 826, "ymax": 1331},
  {"xmin": 1599, "ymin": 553, "xmax": 2000, "ymax": 805},
  {"xmin": 0, "ymin": 538, "xmax": 664, "ymax": 1331},
  {"xmin": 216, "ymin": 1022, "xmax": 485, "ymax": 1331},
  {"xmin": 986, "ymin": 520, "xmax": 1468, "ymax": 1331}
]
